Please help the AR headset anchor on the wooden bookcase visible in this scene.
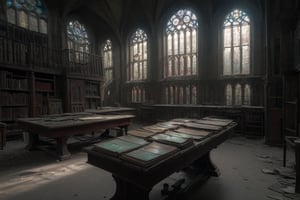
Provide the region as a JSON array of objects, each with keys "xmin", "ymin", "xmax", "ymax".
[
  {"xmin": 0, "ymin": 70, "xmax": 30, "ymax": 122},
  {"xmin": 0, "ymin": 70, "xmax": 30, "ymax": 135},
  {"xmin": 66, "ymin": 78, "xmax": 101, "ymax": 112},
  {"xmin": 85, "ymin": 80, "xmax": 101, "ymax": 109},
  {"xmin": 34, "ymin": 73, "xmax": 57, "ymax": 116},
  {"xmin": 283, "ymin": 72, "xmax": 299, "ymax": 137}
]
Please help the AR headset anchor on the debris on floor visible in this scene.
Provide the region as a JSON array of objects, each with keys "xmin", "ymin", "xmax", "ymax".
[{"xmin": 262, "ymin": 168, "xmax": 276, "ymax": 175}]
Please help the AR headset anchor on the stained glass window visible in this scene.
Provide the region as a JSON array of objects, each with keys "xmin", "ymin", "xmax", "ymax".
[
  {"xmin": 225, "ymin": 83, "xmax": 251, "ymax": 106},
  {"xmin": 225, "ymin": 84, "xmax": 232, "ymax": 105},
  {"xmin": 103, "ymin": 39, "xmax": 113, "ymax": 82},
  {"xmin": 165, "ymin": 9, "xmax": 198, "ymax": 77},
  {"xmin": 7, "ymin": 0, "xmax": 47, "ymax": 33},
  {"xmin": 223, "ymin": 9, "xmax": 250, "ymax": 75},
  {"xmin": 244, "ymin": 84, "xmax": 251, "ymax": 105},
  {"xmin": 131, "ymin": 86, "xmax": 145, "ymax": 103},
  {"xmin": 67, "ymin": 20, "xmax": 90, "ymax": 62},
  {"xmin": 164, "ymin": 85, "xmax": 196, "ymax": 104},
  {"xmin": 128, "ymin": 29, "xmax": 148, "ymax": 81},
  {"xmin": 235, "ymin": 84, "xmax": 242, "ymax": 105}
]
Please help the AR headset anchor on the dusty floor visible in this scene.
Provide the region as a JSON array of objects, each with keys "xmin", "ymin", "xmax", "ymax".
[{"xmin": 0, "ymin": 132, "xmax": 298, "ymax": 200}]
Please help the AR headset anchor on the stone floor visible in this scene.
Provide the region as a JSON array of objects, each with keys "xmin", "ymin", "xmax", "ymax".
[{"xmin": 0, "ymin": 132, "xmax": 298, "ymax": 200}]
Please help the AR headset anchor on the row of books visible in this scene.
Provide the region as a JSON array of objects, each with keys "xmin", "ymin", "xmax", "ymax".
[
  {"xmin": 127, "ymin": 117, "xmax": 233, "ymax": 148},
  {"xmin": 0, "ymin": 92, "xmax": 29, "ymax": 106},
  {"xmin": 92, "ymin": 116, "xmax": 233, "ymax": 167},
  {"xmin": 85, "ymin": 82, "xmax": 100, "ymax": 97},
  {"xmin": 35, "ymin": 81, "xmax": 53, "ymax": 92},
  {"xmin": 0, "ymin": 71, "xmax": 28, "ymax": 90},
  {"xmin": 93, "ymin": 135, "xmax": 178, "ymax": 167},
  {"xmin": 0, "ymin": 107, "xmax": 28, "ymax": 121}
]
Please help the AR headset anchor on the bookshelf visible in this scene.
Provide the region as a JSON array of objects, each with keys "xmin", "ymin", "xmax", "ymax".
[
  {"xmin": 0, "ymin": 70, "xmax": 29, "ymax": 122},
  {"xmin": 283, "ymin": 72, "xmax": 299, "ymax": 137},
  {"xmin": 66, "ymin": 79, "xmax": 102, "ymax": 112},
  {"xmin": 0, "ymin": 70, "xmax": 29, "ymax": 136},
  {"xmin": 34, "ymin": 74, "xmax": 56, "ymax": 116},
  {"xmin": 85, "ymin": 81, "xmax": 101, "ymax": 109},
  {"xmin": 265, "ymin": 77, "xmax": 283, "ymax": 145}
]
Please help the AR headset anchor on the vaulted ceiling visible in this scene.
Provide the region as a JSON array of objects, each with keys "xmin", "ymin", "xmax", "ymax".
[{"xmin": 42, "ymin": 0, "xmax": 300, "ymax": 44}]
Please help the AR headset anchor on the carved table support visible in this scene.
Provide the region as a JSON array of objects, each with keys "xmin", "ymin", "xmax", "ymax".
[
  {"xmin": 56, "ymin": 136, "xmax": 71, "ymax": 160},
  {"xmin": 26, "ymin": 133, "xmax": 40, "ymax": 150},
  {"xmin": 295, "ymin": 140, "xmax": 300, "ymax": 193},
  {"xmin": 111, "ymin": 175, "xmax": 151, "ymax": 200},
  {"xmin": 192, "ymin": 152, "xmax": 220, "ymax": 177}
]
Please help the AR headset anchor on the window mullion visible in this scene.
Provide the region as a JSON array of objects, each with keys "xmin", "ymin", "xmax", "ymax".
[
  {"xmin": 240, "ymin": 23, "xmax": 243, "ymax": 74},
  {"xmin": 230, "ymin": 24, "xmax": 234, "ymax": 75}
]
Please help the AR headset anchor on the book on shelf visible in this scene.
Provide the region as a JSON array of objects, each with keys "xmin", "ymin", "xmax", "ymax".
[
  {"xmin": 183, "ymin": 122, "xmax": 222, "ymax": 131},
  {"xmin": 121, "ymin": 142, "xmax": 178, "ymax": 167},
  {"xmin": 150, "ymin": 133, "xmax": 194, "ymax": 148},
  {"xmin": 92, "ymin": 135, "xmax": 149, "ymax": 156},
  {"xmin": 192, "ymin": 119, "xmax": 232, "ymax": 127},
  {"xmin": 174, "ymin": 128, "xmax": 212, "ymax": 138},
  {"xmin": 128, "ymin": 129, "xmax": 157, "ymax": 138}
]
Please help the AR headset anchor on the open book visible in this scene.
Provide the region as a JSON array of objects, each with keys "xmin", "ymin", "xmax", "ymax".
[
  {"xmin": 164, "ymin": 130, "xmax": 203, "ymax": 141},
  {"xmin": 183, "ymin": 122, "xmax": 222, "ymax": 131},
  {"xmin": 128, "ymin": 129, "xmax": 157, "ymax": 138},
  {"xmin": 121, "ymin": 142, "xmax": 178, "ymax": 167},
  {"xmin": 92, "ymin": 135, "xmax": 149, "ymax": 156},
  {"xmin": 174, "ymin": 127, "xmax": 212, "ymax": 139},
  {"xmin": 192, "ymin": 119, "xmax": 232, "ymax": 127},
  {"xmin": 150, "ymin": 133, "xmax": 194, "ymax": 148}
]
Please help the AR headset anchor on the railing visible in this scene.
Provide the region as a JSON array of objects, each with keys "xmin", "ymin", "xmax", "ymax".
[
  {"xmin": 63, "ymin": 49, "xmax": 102, "ymax": 78},
  {"xmin": 0, "ymin": 20, "xmax": 102, "ymax": 78},
  {"xmin": 0, "ymin": 38, "xmax": 102, "ymax": 78},
  {"xmin": 29, "ymin": 44, "xmax": 62, "ymax": 71}
]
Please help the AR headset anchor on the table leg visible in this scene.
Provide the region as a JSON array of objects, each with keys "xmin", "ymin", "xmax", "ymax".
[
  {"xmin": 283, "ymin": 140, "xmax": 287, "ymax": 167},
  {"xmin": 295, "ymin": 141, "xmax": 300, "ymax": 193},
  {"xmin": 25, "ymin": 133, "xmax": 39, "ymax": 150},
  {"xmin": 111, "ymin": 175, "xmax": 151, "ymax": 200},
  {"xmin": 192, "ymin": 152, "xmax": 220, "ymax": 177},
  {"xmin": 56, "ymin": 137, "xmax": 71, "ymax": 160},
  {"xmin": 119, "ymin": 126, "xmax": 128, "ymax": 135}
]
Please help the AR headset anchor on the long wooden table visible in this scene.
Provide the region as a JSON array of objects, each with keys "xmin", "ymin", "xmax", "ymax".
[
  {"xmin": 85, "ymin": 107, "xmax": 136, "ymax": 114},
  {"xmin": 86, "ymin": 121, "xmax": 237, "ymax": 200},
  {"xmin": 18, "ymin": 113, "xmax": 135, "ymax": 160}
]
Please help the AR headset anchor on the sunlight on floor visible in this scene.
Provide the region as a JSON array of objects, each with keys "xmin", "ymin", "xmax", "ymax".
[{"xmin": 0, "ymin": 157, "xmax": 91, "ymax": 197}]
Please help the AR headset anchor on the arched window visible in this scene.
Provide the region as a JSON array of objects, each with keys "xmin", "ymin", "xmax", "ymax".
[
  {"xmin": 165, "ymin": 9, "xmax": 198, "ymax": 77},
  {"xmin": 131, "ymin": 86, "xmax": 145, "ymax": 103},
  {"xmin": 67, "ymin": 20, "xmax": 89, "ymax": 62},
  {"xmin": 164, "ymin": 84, "xmax": 196, "ymax": 104},
  {"xmin": 7, "ymin": 0, "xmax": 47, "ymax": 34},
  {"xmin": 103, "ymin": 39, "xmax": 113, "ymax": 82},
  {"xmin": 244, "ymin": 84, "xmax": 251, "ymax": 105},
  {"xmin": 225, "ymin": 84, "xmax": 233, "ymax": 105},
  {"xmin": 191, "ymin": 85, "xmax": 197, "ymax": 104},
  {"xmin": 128, "ymin": 29, "xmax": 148, "ymax": 81},
  {"xmin": 223, "ymin": 9, "xmax": 250, "ymax": 75},
  {"xmin": 235, "ymin": 84, "xmax": 242, "ymax": 105}
]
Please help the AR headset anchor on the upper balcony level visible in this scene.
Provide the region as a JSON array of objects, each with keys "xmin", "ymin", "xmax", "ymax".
[{"xmin": 0, "ymin": 21, "xmax": 102, "ymax": 79}]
